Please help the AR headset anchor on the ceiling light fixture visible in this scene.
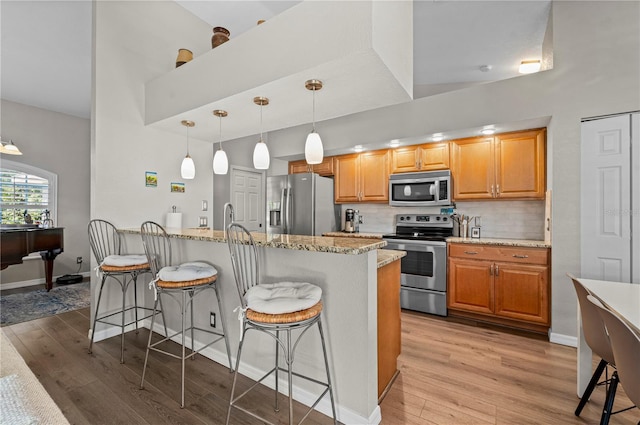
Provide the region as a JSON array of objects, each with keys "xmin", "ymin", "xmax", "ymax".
[
  {"xmin": 354, "ymin": 145, "xmax": 364, "ymax": 152},
  {"xmin": 212, "ymin": 110, "xmax": 229, "ymax": 175},
  {"xmin": 479, "ymin": 64, "xmax": 492, "ymax": 73},
  {"xmin": 253, "ymin": 96, "xmax": 270, "ymax": 170},
  {"xmin": 432, "ymin": 133, "xmax": 444, "ymax": 142},
  {"xmin": 0, "ymin": 138, "xmax": 23, "ymax": 155},
  {"xmin": 304, "ymin": 79, "xmax": 324, "ymax": 165},
  {"xmin": 389, "ymin": 139, "xmax": 401, "ymax": 147},
  {"xmin": 519, "ymin": 59, "xmax": 541, "ymax": 74},
  {"xmin": 180, "ymin": 120, "xmax": 196, "ymax": 179},
  {"xmin": 481, "ymin": 127, "xmax": 495, "ymax": 135}
]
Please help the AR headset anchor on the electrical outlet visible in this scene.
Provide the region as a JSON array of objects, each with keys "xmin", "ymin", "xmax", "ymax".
[
  {"xmin": 76, "ymin": 256, "xmax": 83, "ymax": 264},
  {"xmin": 210, "ymin": 312, "xmax": 216, "ymax": 328}
]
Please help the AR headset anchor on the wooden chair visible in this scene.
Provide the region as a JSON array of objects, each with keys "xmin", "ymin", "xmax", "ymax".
[
  {"xmin": 225, "ymin": 222, "xmax": 337, "ymax": 425},
  {"xmin": 87, "ymin": 219, "xmax": 157, "ymax": 364},
  {"xmin": 139, "ymin": 221, "xmax": 232, "ymax": 408},
  {"xmin": 587, "ymin": 294, "xmax": 640, "ymax": 425}
]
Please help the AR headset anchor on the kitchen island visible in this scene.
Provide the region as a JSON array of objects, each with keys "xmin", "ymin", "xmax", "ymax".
[{"xmin": 113, "ymin": 227, "xmax": 391, "ymax": 424}]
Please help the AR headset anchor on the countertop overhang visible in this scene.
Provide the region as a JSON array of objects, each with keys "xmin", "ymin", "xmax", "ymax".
[
  {"xmin": 446, "ymin": 237, "xmax": 551, "ymax": 248},
  {"xmin": 119, "ymin": 228, "xmax": 386, "ymax": 255}
]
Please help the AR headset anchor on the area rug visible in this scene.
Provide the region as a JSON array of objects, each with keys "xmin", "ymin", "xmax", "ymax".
[{"xmin": 0, "ymin": 282, "xmax": 90, "ymax": 326}]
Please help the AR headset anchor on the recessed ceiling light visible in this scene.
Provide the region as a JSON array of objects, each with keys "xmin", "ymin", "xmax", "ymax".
[
  {"xmin": 354, "ymin": 145, "xmax": 364, "ymax": 152},
  {"xmin": 479, "ymin": 64, "xmax": 492, "ymax": 73},
  {"xmin": 519, "ymin": 60, "xmax": 541, "ymax": 74},
  {"xmin": 389, "ymin": 139, "xmax": 400, "ymax": 147},
  {"xmin": 432, "ymin": 133, "xmax": 444, "ymax": 142},
  {"xmin": 481, "ymin": 127, "xmax": 495, "ymax": 135}
]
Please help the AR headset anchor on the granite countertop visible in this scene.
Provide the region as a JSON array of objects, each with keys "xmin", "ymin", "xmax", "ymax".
[
  {"xmin": 323, "ymin": 231, "xmax": 384, "ymax": 239},
  {"xmin": 446, "ymin": 237, "xmax": 551, "ymax": 248},
  {"xmin": 119, "ymin": 227, "xmax": 386, "ymax": 255},
  {"xmin": 377, "ymin": 249, "xmax": 406, "ymax": 268}
]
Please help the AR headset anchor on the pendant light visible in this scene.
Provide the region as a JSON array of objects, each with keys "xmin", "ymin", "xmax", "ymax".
[
  {"xmin": 304, "ymin": 79, "xmax": 324, "ymax": 165},
  {"xmin": 0, "ymin": 138, "xmax": 23, "ymax": 155},
  {"xmin": 180, "ymin": 120, "xmax": 196, "ymax": 179},
  {"xmin": 253, "ymin": 96, "xmax": 270, "ymax": 170},
  {"xmin": 212, "ymin": 110, "xmax": 229, "ymax": 175}
]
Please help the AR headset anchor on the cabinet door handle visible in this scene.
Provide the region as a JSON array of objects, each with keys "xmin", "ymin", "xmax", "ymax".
[
  {"xmin": 463, "ymin": 251, "xmax": 478, "ymax": 255},
  {"xmin": 490, "ymin": 264, "xmax": 494, "ymax": 276},
  {"xmin": 491, "ymin": 184, "xmax": 495, "ymax": 197},
  {"xmin": 512, "ymin": 254, "xmax": 529, "ymax": 259},
  {"xmin": 496, "ymin": 184, "xmax": 500, "ymax": 197},
  {"xmin": 495, "ymin": 265, "xmax": 499, "ymax": 276}
]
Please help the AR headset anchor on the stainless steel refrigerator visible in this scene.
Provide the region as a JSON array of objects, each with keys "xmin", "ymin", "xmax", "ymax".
[{"xmin": 266, "ymin": 173, "xmax": 338, "ymax": 236}]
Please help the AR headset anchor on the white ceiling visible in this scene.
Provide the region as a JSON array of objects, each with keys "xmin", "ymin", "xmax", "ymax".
[{"xmin": 1, "ymin": 1, "xmax": 551, "ymax": 141}]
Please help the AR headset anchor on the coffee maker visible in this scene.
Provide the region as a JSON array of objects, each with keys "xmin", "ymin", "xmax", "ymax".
[{"xmin": 344, "ymin": 209, "xmax": 358, "ymax": 233}]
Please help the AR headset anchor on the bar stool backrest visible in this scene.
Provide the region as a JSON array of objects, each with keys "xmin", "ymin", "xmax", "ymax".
[
  {"xmin": 226, "ymin": 223, "xmax": 259, "ymax": 309},
  {"xmin": 88, "ymin": 219, "xmax": 122, "ymax": 264},
  {"xmin": 587, "ymin": 294, "xmax": 640, "ymax": 408},
  {"xmin": 140, "ymin": 221, "xmax": 172, "ymax": 277},
  {"xmin": 570, "ymin": 275, "xmax": 615, "ymax": 365}
]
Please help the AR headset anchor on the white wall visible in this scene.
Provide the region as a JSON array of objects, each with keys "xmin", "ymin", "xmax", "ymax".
[
  {"xmin": 0, "ymin": 100, "xmax": 91, "ymax": 285},
  {"xmin": 94, "ymin": 1, "xmax": 640, "ymax": 344}
]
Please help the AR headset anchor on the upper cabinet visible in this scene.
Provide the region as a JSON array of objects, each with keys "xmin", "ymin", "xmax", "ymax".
[
  {"xmin": 451, "ymin": 128, "xmax": 546, "ymax": 200},
  {"xmin": 288, "ymin": 157, "xmax": 334, "ymax": 177},
  {"xmin": 334, "ymin": 150, "xmax": 389, "ymax": 203},
  {"xmin": 390, "ymin": 142, "xmax": 450, "ymax": 174}
]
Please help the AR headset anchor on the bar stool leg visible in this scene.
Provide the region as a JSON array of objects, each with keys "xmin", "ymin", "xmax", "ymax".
[
  {"xmin": 120, "ymin": 276, "xmax": 127, "ymax": 364},
  {"xmin": 318, "ymin": 318, "xmax": 337, "ymax": 425},
  {"xmin": 140, "ymin": 296, "xmax": 160, "ymax": 390},
  {"xmin": 133, "ymin": 272, "xmax": 140, "ymax": 332},
  {"xmin": 226, "ymin": 326, "xmax": 246, "ymax": 425},
  {"xmin": 275, "ymin": 329, "xmax": 280, "ymax": 412},
  {"xmin": 158, "ymin": 295, "xmax": 168, "ymax": 337},
  {"xmin": 287, "ymin": 329, "xmax": 294, "ymax": 425},
  {"xmin": 190, "ymin": 290, "xmax": 195, "ymax": 360},
  {"xmin": 214, "ymin": 284, "xmax": 233, "ymax": 371},
  {"xmin": 88, "ymin": 276, "xmax": 107, "ymax": 354},
  {"xmin": 181, "ymin": 290, "xmax": 187, "ymax": 408}
]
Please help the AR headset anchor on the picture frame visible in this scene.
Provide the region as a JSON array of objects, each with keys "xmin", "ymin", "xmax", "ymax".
[
  {"xmin": 145, "ymin": 171, "xmax": 157, "ymax": 187},
  {"xmin": 170, "ymin": 182, "xmax": 185, "ymax": 193}
]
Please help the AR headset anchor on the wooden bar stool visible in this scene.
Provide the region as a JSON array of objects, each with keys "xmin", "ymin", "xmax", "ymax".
[
  {"xmin": 139, "ymin": 221, "xmax": 232, "ymax": 408},
  {"xmin": 225, "ymin": 223, "xmax": 337, "ymax": 425},
  {"xmin": 87, "ymin": 219, "xmax": 159, "ymax": 364}
]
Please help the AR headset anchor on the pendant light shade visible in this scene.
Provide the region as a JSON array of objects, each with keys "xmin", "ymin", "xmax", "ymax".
[
  {"xmin": 180, "ymin": 120, "xmax": 196, "ymax": 179},
  {"xmin": 0, "ymin": 139, "xmax": 23, "ymax": 155},
  {"xmin": 304, "ymin": 79, "xmax": 324, "ymax": 165},
  {"xmin": 253, "ymin": 96, "xmax": 270, "ymax": 170},
  {"xmin": 212, "ymin": 110, "xmax": 229, "ymax": 175}
]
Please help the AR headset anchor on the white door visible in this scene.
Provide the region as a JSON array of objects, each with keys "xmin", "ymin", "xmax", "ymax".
[
  {"xmin": 580, "ymin": 115, "xmax": 633, "ymax": 282},
  {"xmin": 230, "ymin": 166, "xmax": 264, "ymax": 231}
]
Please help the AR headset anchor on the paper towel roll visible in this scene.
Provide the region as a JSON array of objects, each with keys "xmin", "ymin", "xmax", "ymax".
[{"xmin": 165, "ymin": 212, "xmax": 182, "ymax": 229}]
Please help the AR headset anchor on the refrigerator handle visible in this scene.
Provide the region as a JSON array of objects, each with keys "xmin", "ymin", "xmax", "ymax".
[
  {"xmin": 280, "ymin": 188, "xmax": 287, "ymax": 233},
  {"xmin": 286, "ymin": 187, "xmax": 293, "ymax": 234}
]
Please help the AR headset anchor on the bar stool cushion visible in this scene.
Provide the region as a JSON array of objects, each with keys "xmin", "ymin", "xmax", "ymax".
[
  {"xmin": 103, "ymin": 254, "xmax": 148, "ymax": 267},
  {"xmin": 158, "ymin": 262, "xmax": 217, "ymax": 282},
  {"xmin": 246, "ymin": 282, "xmax": 322, "ymax": 315}
]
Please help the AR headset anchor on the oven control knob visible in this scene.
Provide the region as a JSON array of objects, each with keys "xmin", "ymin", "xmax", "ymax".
[
  {"xmin": 442, "ymin": 217, "xmax": 448, "ymax": 221},
  {"xmin": 400, "ymin": 216, "xmax": 405, "ymax": 221},
  {"xmin": 406, "ymin": 216, "xmax": 411, "ymax": 220},
  {"xmin": 436, "ymin": 216, "xmax": 441, "ymax": 221}
]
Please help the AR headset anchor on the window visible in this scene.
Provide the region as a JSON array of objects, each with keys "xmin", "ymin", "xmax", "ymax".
[{"xmin": 0, "ymin": 159, "xmax": 57, "ymax": 225}]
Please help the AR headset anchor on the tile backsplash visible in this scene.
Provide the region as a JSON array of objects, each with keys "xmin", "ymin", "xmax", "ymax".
[{"xmin": 340, "ymin": 200, "xmax": 545, "ymax": 240}]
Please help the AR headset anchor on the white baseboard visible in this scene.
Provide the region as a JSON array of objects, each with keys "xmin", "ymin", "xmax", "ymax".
[
  {"xmin": 0, "ymin": 271, "xmax": 91, "ymax": 291},
  {"xmin": 140, "ymin": 319, "xmax": 380, "ymax": 425},
  {"xmin": 549, "ymin": 332, "xmax": 577, "ymax": 347}
]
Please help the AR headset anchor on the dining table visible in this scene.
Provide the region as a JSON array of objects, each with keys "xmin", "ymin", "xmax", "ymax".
[{"xmin": 575, "ymin": 278, "xmax": 640, "ymax": 396}]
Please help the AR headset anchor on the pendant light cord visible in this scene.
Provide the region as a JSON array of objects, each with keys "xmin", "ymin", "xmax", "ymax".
[
  {"xmin": 312, "ymin": 88, "xmax": 316, "ymax": 132},
  {"xmin": 186, "ymin": 125, "xmax": 190, "ymax": 156},
  {"xmin": 260, "ymin": 103, "xmax": 264, "ymax": 143},
  {"xmin": 218, "ymin": 116, "xmax": 223, "ymax": 150}
]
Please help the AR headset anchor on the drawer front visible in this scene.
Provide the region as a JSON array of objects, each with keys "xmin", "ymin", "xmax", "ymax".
[{"xmin": 449, "ymin": 243, "xmax": 548, "ymax": 265}]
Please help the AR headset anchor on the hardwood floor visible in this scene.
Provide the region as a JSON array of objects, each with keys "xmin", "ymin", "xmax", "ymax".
[{"xmin": 4, "ymin": 308, "xmax": 639, "ymax": 424}]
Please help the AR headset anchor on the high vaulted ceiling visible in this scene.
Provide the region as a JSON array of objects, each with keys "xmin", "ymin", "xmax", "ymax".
[{"xmin": 1, "ymin": 1, "xmax": 551, "ymax": 134}]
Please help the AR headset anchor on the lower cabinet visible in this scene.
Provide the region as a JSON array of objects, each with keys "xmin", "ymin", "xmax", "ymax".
[
  {"xmin": 448, "ymin": 243, "xmax": 550, "ymax": 333},
  {"xmin": 377, "ymin": 259, "xmax": 401, "ymax": 398}
]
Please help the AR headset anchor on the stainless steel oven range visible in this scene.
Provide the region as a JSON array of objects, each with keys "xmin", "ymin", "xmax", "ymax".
[{"xmin": 382, "ymin": 213, "xmax": 453, "ymax": 316}]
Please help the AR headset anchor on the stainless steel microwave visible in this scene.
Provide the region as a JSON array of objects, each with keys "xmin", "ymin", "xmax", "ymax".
[{"xmin": 389, "ymin": 170, "xmax": 452, "ymax": 207}]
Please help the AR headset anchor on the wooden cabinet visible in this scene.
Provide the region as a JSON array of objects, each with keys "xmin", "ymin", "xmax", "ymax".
[
  {"xmin": 390, "ymin": 142, "xmax": 450, "ymax": 174},
  {"xmin": 448, "ymin": 243, "xmax": 550, "ymax": 333},
  {"xmin": 450, "ymin": 128, "xmax": 546, "ymax": 200},
  {"xmin": 288, "ymin": 157, "xmax": 334, "ymax": 177},
  {"xmin": 377, "ymin": 259, "xmax": 401, "ymax": 398},
  {"xmin": 334, "ymin": 149, "xmax": 389, "ymax": 203}
]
